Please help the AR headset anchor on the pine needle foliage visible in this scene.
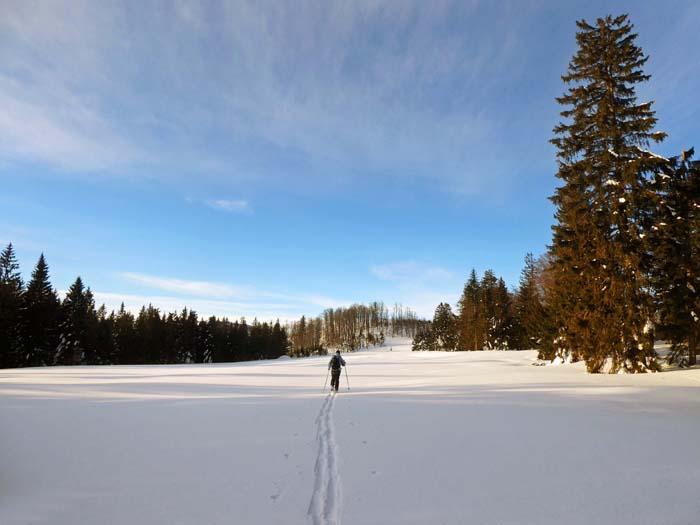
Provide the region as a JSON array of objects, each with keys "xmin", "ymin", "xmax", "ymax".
[
  {"xmin": 646, "ymin": 150, "xmax": 700, "ymax": 366},
  {"xmin": 0, "ymin": 244, "xmax": 24, "ymax": 368},
  {"xmin": 548, "ymin": 14, "xmax": 667, "ymax": 372}
]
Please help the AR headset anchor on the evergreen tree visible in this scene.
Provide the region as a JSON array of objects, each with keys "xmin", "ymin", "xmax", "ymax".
[
  {"xmin": 432, "ymin": 302, "xmax": 458, "ymax": 351},
  {"xmin": 456, "ymin": 269, "xmax": 516, "ymax": 350},
  {"xmin": 490, "ymin": 278, "xmax": 514, "ymax": 349},
  {"xmin": 514, "ymin": 253, "xmax": 547, "ymax": 349},
  {"xmin": 161, "ymin": 312, "xmax": 179, "ymax": 364},
  {"xmin": 174, "ymin": 308, "xmax": 199, "ymax": 363},
  {"xmin": 57, "ymin": 277, "xmax": 98, "ymax": 365},
  {"xmin": 271, "ymin": 320, "xmax": 288, "ymax": 358},
  {"xmin": 248, "ymin": 319, "xmax": 265, "ymax": 360},
  {"xmin": 195, "ymin": 319, "xmax": 213, "ymax": 363},
  {"xmin": 135, "ymin": 305, "xmax": 166, "ymax": 364},
  {"xmin": 82, "ymin": 288, "xmax": 100, "ymax": 364},
  {"xmin": 457, "ymin": 269, "xmax": 483, "ymax": 350},
  {"xmin": 647, "ymin": 149, "xmax": 700, "ymax": 365},
  {"xmin": 290, "ymin": 315, "xmax": 308, "ymax": 356},
  {"xmin": 94, "ymin": 305, "xmax": 117, "ymax": 364},
  {"xmin": 548, "ymin": 14, "xmax": 667, "ymax": 372},
  {"xmin": 0, "ymin": 243, "xmax": 24, "ymax": 368},
  {"xmin": 412, "ymin": 327, "xmax": 436, "ymax": 351},
  {"xmin": 233, "ymin": 318, "xmax": 250, "ymax": 360},
  {"xmin": 479, "ymin": 270, "xmax": 502, "ymax": 349},
  {"xmin": 113, "ymin": 303, "xmax": 137, "ymax": 364},
  {"xmin": 209, "ymin": 316, "xmax": 227, "ymax": 363},
  {"xmin": 20, "ymin": 254, "xmax": 60, "ymax": 366}
]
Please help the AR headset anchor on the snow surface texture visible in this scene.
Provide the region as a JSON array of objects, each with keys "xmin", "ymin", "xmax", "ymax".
[{"xmin": 2, "ymin": 337, "xmax": 700, "ymax": 525}]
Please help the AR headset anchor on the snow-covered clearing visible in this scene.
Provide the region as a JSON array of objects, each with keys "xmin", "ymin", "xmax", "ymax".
[{"xmin": 2, "ymin": 338, "xmax": 700, "ymax": 524}]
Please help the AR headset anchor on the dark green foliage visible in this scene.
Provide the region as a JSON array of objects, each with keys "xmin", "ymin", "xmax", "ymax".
[
  {"xmin": 457, "ymin": 269, "xmax": 483, "ymax": 350},
  {"xmin": 113, "ymin": 303, "xmax": 138, "ymax": 364},
  {"xmin": 196, "ymin": 319, "xmax": 213, "ymax": 363},
  {"xmin": 0, "ymin": 244, "xmax": 24, "ymax": 368},
  {"xmin": 174, "ymin": 308, "xmax": 199, "ymax": 363},
  {"xmin": 646, "ymin": 150, "xmax": 700, "ymax": 365},
  {"xmin": 94, "ymin": 305, "xmax": 117, "ymax": 364},
  {"xmin": 432, "ymin": 302, "xmax": 458, "ymax": 350},
  {"xmin": 271, "ymin": 320, "xmax": 289, "ymax": 358},
  {"xmin": 548, "ymin": 14, "xmax": 666, "ymax": 372},
  {"xmin": 209, "ymin": 317, "xmax": 248, "ymax": 362},
  {"xmin": 57, "ymin": 277, "xmax": 99, "ymax": 365},
  {"xmin": 20, "ymin": 254, "xmax": 60, "ymax": 366},
  {"xmin": 456, "ymin": 269, "xmax": 516, "ymax": 350},
  {"xmin": 412, "ymin": 327, "xmax": 436, "ymax": 351},
  {"xmin": 0, "ymin": 244, "xmax": 297, "ymax": 368},
  {"xmin": 490, "ymin": 278, "xmax": 514, "ymax": 349},
  {"xmin": 514, "ymin": 253, "xmax": 548, "ymax": 350},
  {"xmin": 134, "ymin": 305, "xmax": 167, "ymax": 364}
]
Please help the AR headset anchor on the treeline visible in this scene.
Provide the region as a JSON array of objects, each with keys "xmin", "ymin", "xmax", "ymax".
[
  {"xmin": 415, "ymin": 14, "xmax": 700, "ymax": 374},
  {"xmin": 413, "ymin": 261, "xmax": 544, "ymax": 352},
  {"xmin": 288, "ymin": 302, "xmax": 425, "ymax": 356},
  {"xmin": 0, "ymin": 245, "xmax": 288, "ymax": 368}
]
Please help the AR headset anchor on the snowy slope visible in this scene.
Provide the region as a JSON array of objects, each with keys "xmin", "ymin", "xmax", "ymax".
[{"xmin": 2, "ymin": 341, "xmax": 700, "ymax": 524}]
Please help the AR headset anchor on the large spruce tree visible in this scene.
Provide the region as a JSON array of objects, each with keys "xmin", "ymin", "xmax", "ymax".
[
  {"xmin": 0, "ymin": 244, "xmax": 24, "ymax": 368},
  {"xmin": 21, "ymin": 254, "xmax": 60, "ymax": 366},
  {"xmin": 548, "ymin": 14, "xmax": 667, "ymax": 372}
]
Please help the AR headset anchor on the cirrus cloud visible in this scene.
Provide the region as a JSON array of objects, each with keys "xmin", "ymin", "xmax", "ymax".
[{"xmin": 206, "ymin": 199, "xmax": 252, "ymax": 214}]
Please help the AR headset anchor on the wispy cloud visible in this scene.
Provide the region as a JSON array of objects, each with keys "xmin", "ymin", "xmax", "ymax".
[
  {"xmin": 89, "ymin": 291, "xmax": 308, "ymax": 323},
  {"xmin": 0, "ymin": 76, "xmax": 140, "ymax": 171},
  {"xmin": 3, "ymin": 1, "xmax": 692, "ymax": 196},
  {"xmin": 120, "ymin": 272, "xmax": 252, "ymax": 299},
  {"xmin": 0, "ymin": 1, "xmax": 533, "ymax": 193},
  {"xmin": 206, "ymin": 199, "xmax": 252, "ymax": 214},
  {"xmin": 370, "ymin": 261, "xmax": 454, "ymax": 284},
  {"xmin": 117, "ymin": 271, "xmax": 349, "ymax": 318},
  {"xmin": 0, "ymin": 3, "xmax": 142, "ymax": 172}
]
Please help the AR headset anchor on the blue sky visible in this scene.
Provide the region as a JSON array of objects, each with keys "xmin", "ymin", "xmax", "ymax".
[{"xmin": 1, "ymin": 1, "xmax": 698, "ymax": 320}]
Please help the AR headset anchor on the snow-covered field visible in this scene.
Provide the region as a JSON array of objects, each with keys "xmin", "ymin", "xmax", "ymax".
[{"xmin": 2, "ymin": 338, "xmax": 700, "ymax": 524}]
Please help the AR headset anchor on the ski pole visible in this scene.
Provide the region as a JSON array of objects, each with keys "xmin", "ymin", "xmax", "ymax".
[
  {"xmin": 323, "ymin": 368, "xmax": 330, "ymax": 392},
  {"xmin": 344, "ymin": 366, "xmax": 350, "ymax": 391}
]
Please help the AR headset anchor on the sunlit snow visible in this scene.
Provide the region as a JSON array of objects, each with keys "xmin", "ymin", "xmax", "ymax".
[{"xmin": 2, "ymin": 339, "xmax": 700, "ymax": 524}]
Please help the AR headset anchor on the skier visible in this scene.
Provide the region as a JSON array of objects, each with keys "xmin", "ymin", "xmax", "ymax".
[{"xmin": 328, "ymin": 350, "xmax": 346, "ymax": 392}]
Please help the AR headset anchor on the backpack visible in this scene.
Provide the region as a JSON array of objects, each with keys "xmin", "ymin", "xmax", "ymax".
[{"xmin": 331, "ymin": 354, "xmax": 342, "ymax": 370}]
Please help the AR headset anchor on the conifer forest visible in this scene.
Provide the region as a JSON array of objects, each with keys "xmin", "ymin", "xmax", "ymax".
[
  {"xmin": 412, "ymin": 15, "xmax": 699, "ymax": 373},
  {"xmin": 0, "ymin": 243, "xmax": 423, "ymax": 367}
]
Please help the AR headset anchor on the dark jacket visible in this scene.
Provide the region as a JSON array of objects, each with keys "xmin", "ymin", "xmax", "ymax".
[{"xmin": 328, "ymin": 354, "xmax": 346, "ymax": 370}]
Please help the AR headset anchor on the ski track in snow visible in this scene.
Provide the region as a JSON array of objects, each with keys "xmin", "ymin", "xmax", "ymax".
[{"xmin": 308, "ymin": 393, "xmax": 341, "ymax": 525}]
